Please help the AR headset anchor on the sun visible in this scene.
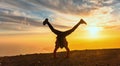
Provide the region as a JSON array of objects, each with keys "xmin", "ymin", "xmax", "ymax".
[{"xmin": 86, "ymin": 26, "xmax": 102, "ymax": 38}]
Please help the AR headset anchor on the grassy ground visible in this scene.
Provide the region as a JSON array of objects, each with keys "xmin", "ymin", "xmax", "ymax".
[{"xmin": 0, "ymin": 49, "xmax": 120, "ymax": 66}]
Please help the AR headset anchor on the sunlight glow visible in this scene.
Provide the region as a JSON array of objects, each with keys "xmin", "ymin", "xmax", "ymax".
[{"xmin": 86, "ymin": 26, "xmax": 103, "ymax": 38}]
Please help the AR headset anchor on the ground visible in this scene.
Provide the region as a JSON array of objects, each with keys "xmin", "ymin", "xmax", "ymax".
[{"xmin": 0, "ymin": 49, "xmax": 120, "ymax": 66}]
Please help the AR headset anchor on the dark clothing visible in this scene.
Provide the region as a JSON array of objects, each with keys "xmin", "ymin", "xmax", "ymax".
[{"xmin": 55, "ymin": 34, "xmax": 68, "ymax": 48}]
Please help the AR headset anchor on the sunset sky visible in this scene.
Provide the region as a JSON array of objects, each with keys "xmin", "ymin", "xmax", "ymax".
[{"xmin": 0, "ymin": 0, "xmax": 120, "ymax": 56}]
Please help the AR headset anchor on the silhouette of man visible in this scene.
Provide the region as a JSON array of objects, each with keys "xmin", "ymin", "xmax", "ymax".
[{"xmin": 43, "ymin": 18, "xmax": 87, "ymax": 58}]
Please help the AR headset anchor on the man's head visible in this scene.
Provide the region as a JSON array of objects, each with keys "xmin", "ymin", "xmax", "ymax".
[
  {"xmin": 80, "ymin": 19, "xmax": 87, "ymax": 25},
  {"xmin": 43, "ymin": 18, "xmax": 48, "ymax": 25}
]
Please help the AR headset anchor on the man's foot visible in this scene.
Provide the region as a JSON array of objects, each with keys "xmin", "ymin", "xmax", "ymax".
[
  {"xmin": 80, "ymin": 19, "xmax": 87, "ymax": 25},
  {"xmin": 43, "ymin": 18, "xmax": 48, "ymax": 25}
]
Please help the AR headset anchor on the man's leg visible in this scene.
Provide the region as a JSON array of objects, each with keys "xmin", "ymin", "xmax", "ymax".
[
  {"xmin": 53, "ymin": 47, "xmax": 59, "ymax": 58},
  {"xmin": 65, "ymin": 46, "xmax": 70, "ymax": 58},
  {"xmin": 43, "ymin": 18, "xmax": 60, "ymax": 35},
  {"xmin": 64, "ymin": 19, "xmax": 87, "ymax": 36}
]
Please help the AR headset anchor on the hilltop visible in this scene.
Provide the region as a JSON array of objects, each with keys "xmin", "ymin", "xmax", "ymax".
[{"xmin": 0, "ymin": 49, "xmax": 120, "ymax": 66}]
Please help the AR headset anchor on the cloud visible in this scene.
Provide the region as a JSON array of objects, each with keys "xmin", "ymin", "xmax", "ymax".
[
  {"xmin": 26, "ymin": 0, "xmax": 96, "ymax": 16},
  {"xmin": 0, "ymin": 0, "xmax": 119, "ymax": 33},
  {"xmin": 1, "ymin": 0, "xmax": 119, "ymax": 16},
  {"xmin": 2, "ymin": 0, "xmax": 98, "ymax": 16}
]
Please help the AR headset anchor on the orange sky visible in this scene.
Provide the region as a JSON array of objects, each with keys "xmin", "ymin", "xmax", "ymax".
[
  {"xmin": 0, "ymin": 29, "xmax": 120, "ymax": 56},
  {"xmin": 0, "ymin": 0, "xmax": 120, "ymax": 56}
]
